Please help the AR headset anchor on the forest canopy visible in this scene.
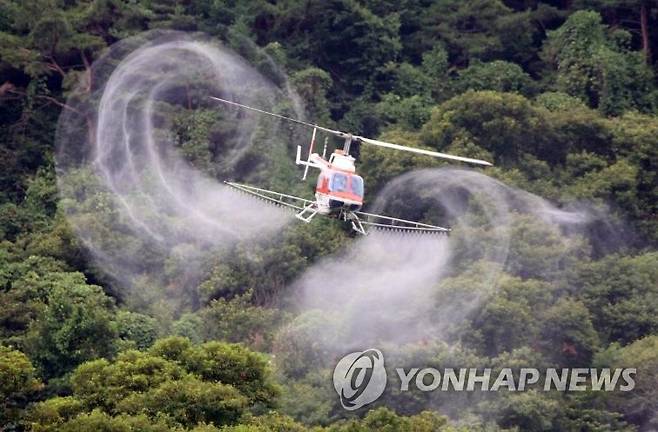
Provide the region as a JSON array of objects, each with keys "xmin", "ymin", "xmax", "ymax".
[{"xmin": 1, "ymin": 1, "xmax": 657, "ymax": 431}]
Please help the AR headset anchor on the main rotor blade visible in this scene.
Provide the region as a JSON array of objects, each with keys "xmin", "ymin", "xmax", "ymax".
[
  {"xmin": 210, "ymin": 96, "xmax": 493, "ymax": 166},
  {"xmin": 209, "ymin": 96, "xmax": 346, "ymax": 137},
  {"xmin": 356, "ymin": 137, "xmax": 493, "ymax": 167}
]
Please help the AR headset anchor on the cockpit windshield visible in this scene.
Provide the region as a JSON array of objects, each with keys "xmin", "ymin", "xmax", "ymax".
[
  {"xmin": 329, "ymin": 172, "xmax": 364, "ymax": 198},
  {"xmin": 330, "ymin": 173, "xmax": 348, "ymax": 192},
  {"xmin": 351, "ymin": 175, "xmax": 364, "ymax": 197}
]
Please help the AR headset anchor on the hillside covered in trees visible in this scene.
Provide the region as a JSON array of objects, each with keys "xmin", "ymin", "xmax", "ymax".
[{"xmin": 1, "ymin": 1, "xmax": 658, "ymax": 431}]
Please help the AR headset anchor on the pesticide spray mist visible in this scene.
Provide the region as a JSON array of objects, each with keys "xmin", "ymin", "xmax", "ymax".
[
  {"xmin": 280, "ymin": 168, "xmax": 604, "ymax": 422},
  {"xmin": 56, "ymin": 31, "xmax": 617, "ymax": 421},
  {"xmin": 56, "ymin": 31, "xmax": 302, "ymax": 306},
  {"xmin": 286, "ymin": 168, "xmax": 593, "ymax": 350}
]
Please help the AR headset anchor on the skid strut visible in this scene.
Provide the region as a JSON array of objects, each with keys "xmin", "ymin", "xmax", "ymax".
[{"xmin": 296, "ymin": 203, "xmax": 320, "ymax": 223}]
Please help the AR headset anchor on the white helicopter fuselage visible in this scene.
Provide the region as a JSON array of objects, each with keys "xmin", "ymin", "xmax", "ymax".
[{"xmin": 307, "ymin": 151, "xmax": 364, "ymax": 215}]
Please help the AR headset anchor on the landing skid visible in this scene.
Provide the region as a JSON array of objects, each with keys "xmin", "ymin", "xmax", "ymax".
[
  {"xmin": 224, "ymin": 181, "xmax": 450, "ymax": 235},
  {"xmin": 341, "ymin": 211, "xmax": 367, "ymax": 235},
  {"xmin": 296, "ymin": 202, "xmax": 320, "ymax": 223}
]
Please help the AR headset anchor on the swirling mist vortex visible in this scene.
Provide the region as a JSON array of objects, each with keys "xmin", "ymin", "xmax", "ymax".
[{"xmin": 55, "ymin": 31, "xmax": 300, "ymax": 291}]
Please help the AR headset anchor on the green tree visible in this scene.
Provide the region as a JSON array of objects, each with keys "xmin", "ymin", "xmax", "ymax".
[
  {"xmin": 149, "ymin": 337, "xmax": 279, "ymax": 407},
  {"xmin": 594, "ymin": 335, "xmax": 658, "ymax": 430},
  {"xmin": 573, "ymin": 0, "xmax": 656, "ymax": 63},
  {"xmin": 30, "ymin": 337, "xmax": 279, "ymax": 429},
  {"xmin": 29, "ymin": 408, "xmax": 182, "ymax": 432},
  {"xmin": 420, "ymin": 0, "xmax": 540, "ymax": 66},
  {"xmin": 265, "ymin": 0, "xmax": 401, "ymax": 98},
  {"xmin": 542, "ymin": 10, "xmax": 656, "ymax": 115},
  {"xmin": 608, "ymin": 112, "xmax": 658, "ymax": 243},
  {"xmin": 576, "ymin": 252, "xmax": 658, "ymax": 344},
  {"xmin": 115, "ymin": 310, "xmax": 158, "ymax": 351},
  {"xmin": 326, "ymin": 407, "xmax": 449, "ymax": 432},
  {"xmin": 539, "ymin": 297, "xmax": 600, "ymax": 366},
  {"xmin": 375, "ymin": 94, "xmax": 433, "ymax": 130},
  {"xmin": 272, "ymin": 311, "xmax": 343, "ymax": 379},
  {"xmin": 456, "ymin": 60, "xmax": 534, "ymax": 95},
  {"xmin": 25, "ymin": 277, "xmax": 118, "ymax": 378},
  {"xmin": 220, "ymin": 412, "xmax": 307, "ymax": 431},
  {"xmin": 421, "ymin": 91, "xmax": 553, "ymax": 166},
  {"xmin": 0, "ymin": 345, "xmax": 42, "ymax": 426},
  {"xmin": 468, "ymin": 276, "xmax": 553, "ymax": 356},
  {"xmin": 198, "ymin": 222, "xmax": 345, "ymax": 305},
  {"xmin": 197, "ymin": 291, "xmax": 289, "ymax": 351},
  {"xmin": 491, "ymin": 391, "xmax": 562, "ymax": 432},
  {"xmin": 292, "ymin": 67, "xmax": 333, "ymax": 123},
  {"xmin": 116, "ymin": 376, "xmax": 247, "ymax": 426},
  {"xmin": 0, "ymin": 251, "xmax": 66, "ymax": 345},
  {"xmin": 505, "ymin": 214, "xmax": 590, "ymax": 280},
  {"xmin": 535, "ymin": 92, "xmax": 588, "ymax": 112}
]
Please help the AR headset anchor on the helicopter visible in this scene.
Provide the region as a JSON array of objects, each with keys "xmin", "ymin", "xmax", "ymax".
[{"xmin": 210, "ymin": 96, "xmax": 492, "ymax": 235}]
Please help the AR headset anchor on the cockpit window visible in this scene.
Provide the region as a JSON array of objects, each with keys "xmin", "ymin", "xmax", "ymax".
[
  {"xmin": 351, "ymin": 175, "xmax": 364, "ymax": 197},
  {"xmin": 330, "ymin": 173, "xmax": 348, "ymax": 192}
]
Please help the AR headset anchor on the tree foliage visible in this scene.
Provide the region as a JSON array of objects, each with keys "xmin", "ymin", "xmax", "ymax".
[{"xmin": 1, "ymin": 1, "xmax": 657, "ymax": 431}]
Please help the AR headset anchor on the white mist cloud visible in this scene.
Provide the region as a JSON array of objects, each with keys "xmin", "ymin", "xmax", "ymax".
[
  {"xmin": 288, "ymin": 168, "xmax": 594, "ymax": 352},
  {"xmin": 56, "ymin": 31, "xmax": 298, "ymax": 295}
]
